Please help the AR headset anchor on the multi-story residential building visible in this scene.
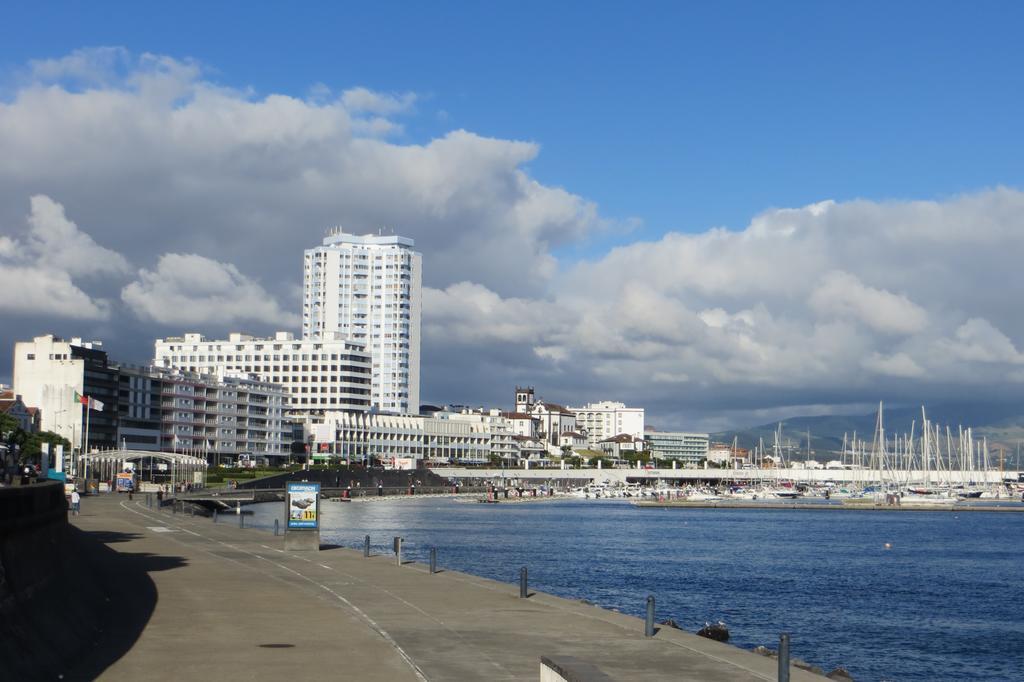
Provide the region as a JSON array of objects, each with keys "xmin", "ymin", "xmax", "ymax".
[
  {"xmin": 570, "ymin": 400, "xmax": 645, "ymax": 448},
  {"xmin": 116, "ymin": 365, "xmax": 289, "ymax": 460},
  {"xmin": 644, "ymin": 431, "xmax": 710, "ymax": 466},
  {"xmin": 303, "ymin": 228, "xmax": 422, "ymax": 414},
  {"xmin": 13, "ymin": 334, "xmax": 289, "ymax": 461},
  {"xmin": 153, "ymin": 331, "xmax": 372, "ymax": 416}
]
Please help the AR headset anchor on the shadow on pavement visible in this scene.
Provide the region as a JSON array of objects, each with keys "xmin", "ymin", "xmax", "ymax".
[
  {"xmin": 69, "ymin": 528, "xmax": 188, "ymax": 680},
  {"xmin": 0, "ymin": 525, "xmax": 188, "ymax": 682}
]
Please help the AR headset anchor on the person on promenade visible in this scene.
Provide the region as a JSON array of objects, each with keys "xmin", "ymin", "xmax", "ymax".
[{"xmin": 70, "ymin": 489, "xmax": 81, "ymax": 515}]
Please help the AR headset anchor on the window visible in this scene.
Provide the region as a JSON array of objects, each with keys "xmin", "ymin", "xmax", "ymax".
[{"xmin": 26, "ymin": 353, "xmax": 35, "ymax": 360}]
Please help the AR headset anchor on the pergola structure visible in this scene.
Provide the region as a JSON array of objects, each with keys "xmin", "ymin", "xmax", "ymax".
[{"xmin": 79, "ymin": 449, "xmax": 208, "ymax": 491}]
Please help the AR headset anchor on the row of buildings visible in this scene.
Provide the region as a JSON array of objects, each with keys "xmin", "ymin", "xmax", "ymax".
[
  {"xmin": 10, "ymin": 334, "xmax": 712, "ymax": 468},
  {"xmin": 14, "ymin": 335, "xmax": 290, "ymax": 459},
  {"xmin": 9, "ymin": 227, "xmax": 713, "ymax": 469}
]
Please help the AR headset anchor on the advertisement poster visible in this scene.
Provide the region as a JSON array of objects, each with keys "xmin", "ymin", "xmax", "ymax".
[
  {"xmin": 116, "ymin": 472, "xmax": 134, "ymax": 492},
  {"xmin": 287, "ymin": 482, "xmax": 320, "ymax": 529}
]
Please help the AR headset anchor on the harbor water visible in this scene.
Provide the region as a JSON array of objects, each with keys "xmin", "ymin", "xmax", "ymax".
[{"xmin": 248, "ymin": 498, "xmax": 1024, "ymax": 681}]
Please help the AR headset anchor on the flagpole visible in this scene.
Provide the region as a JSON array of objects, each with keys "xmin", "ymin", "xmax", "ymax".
[{"xmin": 83, "ymin": 404, "xmax": 90, "ymax": 484}]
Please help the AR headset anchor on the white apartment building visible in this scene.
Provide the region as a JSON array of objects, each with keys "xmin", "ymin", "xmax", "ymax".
[
  {"xmin": 117, "ymin": 365, "xmax": 290, "ymax": 459},
  {"xmin": 570, "ymin": 400, "xmax": 645, "ymax": 448},
  {"xmin": 303, "ymin": 228, "xmax": 422, "ymax": 414},
  {"xmin": 153, "ymin": 331, "xmax": 372, "ymax": 415}
]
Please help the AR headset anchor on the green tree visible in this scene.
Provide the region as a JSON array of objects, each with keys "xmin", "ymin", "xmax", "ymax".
[
  {"xmin": 20, "ymin": 431, "xmax": 71, "ymax": 462},
  {"xmin": 0, "ymin": 413, "xmax": 20, "ymax": 443}
]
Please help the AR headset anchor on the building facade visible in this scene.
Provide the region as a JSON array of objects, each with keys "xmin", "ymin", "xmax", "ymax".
[
  {"xmin": 154, "ymin": 331, "xmax": 372, "ymax": 416},
  {"xmin": 0, "ymin": 390, "xmax": 38, "ymax": 433},
  {"xmin": 570, "ymin": 400, "xmax": 645, "ymax": 448},
  {"xmin": 644, "ymin": 431, "xmax": 710, "ymax": 466},
  {"xmin": 14, "ymin": 334, "xmax": 289, "ymax": 461},
  {"xmin": 116, "ymin": 365, "xmax": 290, "ymax": 460},
  {"xmin": 512, "ymin": 387, "xmax": 576, "ymax": 448},
  {"xmin": 13, "ymin": 335, "xmax": 118, "ymax": 452},
  {"xmin": 308, "ymin": 409, "xmax": 492, "ymax": 465},
  {"xmin": 303, "ymin": 228, "xmax": 422, "ymax": 414}
]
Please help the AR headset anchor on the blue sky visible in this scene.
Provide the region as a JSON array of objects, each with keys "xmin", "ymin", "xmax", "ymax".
[
  {"xmin": 3, "ymin": 2, "xmax": 1024, "ymax": 429},
  {"xmin": 5, "ymin": 2, "xmax": 1023, "ymax": 258}
]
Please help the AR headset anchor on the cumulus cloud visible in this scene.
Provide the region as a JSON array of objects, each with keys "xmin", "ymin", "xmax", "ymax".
[
  {"xmin": 3, "ymin": 47, "xmax": 1024, "ymax": 428},
  {"xmin": 121, "ymin": 253, "xmax": 299, "ymax": 327},
  {"xmin": 809, "ymin": 271, "xmax": 927, "ymax": 335},
  {"xmin": 0, "ymin": 195, "xmax": 125, "ymax": 320},
  {"xmin": 426, "ymin": 188, "xmax": 1024, "ymax": 423},
  {"xmin": 0, "ymin": 48, "xmax": 601, "ymax": 299},
  {"xmin": 0, "ymin": 266, "xmax": 111, "ymax": 319},
  {"xmin": 24, "ymin": 195, "xmax": 131, "ymax": 277}
]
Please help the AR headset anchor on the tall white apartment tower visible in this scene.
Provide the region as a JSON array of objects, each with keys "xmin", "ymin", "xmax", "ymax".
[{"xmin": 303, "ymin": 228, "xmax": 422, "ymax": 414}]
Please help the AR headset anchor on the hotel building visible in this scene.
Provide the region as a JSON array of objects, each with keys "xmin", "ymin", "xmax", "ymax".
[
  {"xmin": 154, "ymin": 331, "xmax": 372, "ymax": 416},
  {"xmin": 303, "ymin": 228, "xmax": 422, "ymax": 414}
]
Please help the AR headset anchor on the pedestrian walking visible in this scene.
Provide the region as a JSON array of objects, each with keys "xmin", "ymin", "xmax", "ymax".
[{"xmin": 70, "ymin": 490, "xmax": 81, "ymax": 515}]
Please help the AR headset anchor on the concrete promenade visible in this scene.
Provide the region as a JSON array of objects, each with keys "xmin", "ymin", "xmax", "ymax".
[{"xmin": 71, "ymin": 495, "xmax": 824, "ymax": 681}]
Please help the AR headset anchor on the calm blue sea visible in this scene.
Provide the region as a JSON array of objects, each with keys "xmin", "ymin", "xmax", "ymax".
[{"xmin": 249, "ymin": 499, "xmax": 1024, "ymax": 681}]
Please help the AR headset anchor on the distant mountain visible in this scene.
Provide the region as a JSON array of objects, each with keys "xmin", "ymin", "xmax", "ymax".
[{"xmin": 710, "ymin": 402, "xmax": 1024, "ymax": 466}]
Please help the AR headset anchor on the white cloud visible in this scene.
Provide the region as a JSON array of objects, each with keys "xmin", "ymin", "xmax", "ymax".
[
  {"xmin": 0, "ymin": 49, "xmax": 601, "ymax": 298},
  {"xmin": 121, "ymin": 253, "xmax": 299, "ymax": 327},
  {"xmin": 862, "ymin": 352, "xmax": 925, "ymax": 378},
  {"xmin": 936, "ymin": 318, "xmax": 1024, "ymax": 365},
  {"xmin": 809, "ymin": 271, "xmax": 927, "ymax": 335},
  {"xmin": 27, "ymin": 46, "xmax": 131, "ymax": 84},
  {"xmin": 341, "ymin": 87, "xmax": 416, "ymax": 114},
  {"xmin": 24, "ymin": 195, "xmax": 131, "ymax": 277},
  {"xmin": 0, "ymin": 266, "xmax": 110, "ymax": 320},
  {"xmin": 0, "ymin": 194, "xmax": 124, "ymax": 320},
  {"xmin": 3, "ymin": 47, "xmax": 1024, "ymax": 427}
]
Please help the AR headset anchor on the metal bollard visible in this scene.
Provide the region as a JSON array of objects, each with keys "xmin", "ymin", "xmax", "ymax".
[
  {"xmin": 364, "ymin": 534, "xmax": 371, "ymax": 558},
  {"xmin": 395, "ymin": 537, "xmax": 403, "ymax": 566},
  {"xmin": 273, "ymin": 518, "xmax": 280, "ymax": 536},
  {"xmin": 778, "ymin": 633, "xmax": 790, "ymax": 682},
  {"xmin": 172, "ymin": 501, "xmax": 177, "ymax": 514},
  {"xmin": 520, "ymin": 566, "xmax": 528, "ymax": 598},
  {"xmin": 239, "ymin": 512, "xmax": 245, "ymax": 529},
  {"xmin": 430, "ymin": 547, "xmax": 437, "ymax": 574},
  {"xmin": 645, "ymin": 595, "xmax": 655, "ymax": 637},
  {"xmin": 213, "ymin": 509, "xmax": 218, "ymax": 523}
]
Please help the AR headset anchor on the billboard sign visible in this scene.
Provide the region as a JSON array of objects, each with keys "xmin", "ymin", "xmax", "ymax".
[
  {"xmin": 116, "ymin": 472, "xmax": 134, "ymax": 492},
  {"xmin": 287, "ymin": 482, "xmax": 320, "ymax": 530}
]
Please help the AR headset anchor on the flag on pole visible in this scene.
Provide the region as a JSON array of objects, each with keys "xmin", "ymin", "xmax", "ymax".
[{"xmin": 73, "ymin": 391, "xmax": 104, "ymax": 411}]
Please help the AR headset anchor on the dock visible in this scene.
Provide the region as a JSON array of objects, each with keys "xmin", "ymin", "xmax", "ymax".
[{"xmin": 67, "ymin": 494, "xmax": 826, "ymax": 680}]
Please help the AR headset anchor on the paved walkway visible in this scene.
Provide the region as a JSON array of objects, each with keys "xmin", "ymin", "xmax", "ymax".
[{"xmin": 71, "ymin": 495, "xmax": 824, "ymax": 681}]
